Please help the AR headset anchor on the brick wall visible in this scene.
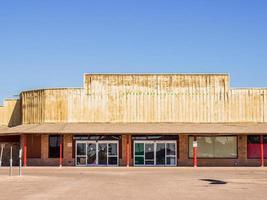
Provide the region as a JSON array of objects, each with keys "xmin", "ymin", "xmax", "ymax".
[
  {"xmin": 23, "ymin": 134, "xmax": 266, "ymax": 167},
  {"xmin": 27, "ymin": 134, "xmax": 74, "ymax": 166}
]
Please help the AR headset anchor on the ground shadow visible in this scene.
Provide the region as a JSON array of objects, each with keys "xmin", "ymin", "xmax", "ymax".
[{"xmin": 200, "ymin": 179, "xmax": 227, "ymax": 185}]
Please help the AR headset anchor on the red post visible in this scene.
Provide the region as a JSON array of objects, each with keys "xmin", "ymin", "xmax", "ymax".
[
  {"xmin": 193, "ymin": 136, "xmax": 197, "ymax": 168},
  {"xmin": 260, "ymin": 135, "xmax": 264, "ymax": 167},
  {"xmin": 126, "ymin": 135, "xmax": 129, "ymax": 167},
  {"xmin": 59, "ymin": 135, "xmax": 63, "ymax": 167},
  {"xmin": 23, "ymin": 135, "xmax": 27, "ymax": 167}
]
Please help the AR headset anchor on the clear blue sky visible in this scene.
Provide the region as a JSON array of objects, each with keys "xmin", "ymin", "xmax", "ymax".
[{"xmin": 0, "ymin": 0, "xmax": 267, "ymax": 104}]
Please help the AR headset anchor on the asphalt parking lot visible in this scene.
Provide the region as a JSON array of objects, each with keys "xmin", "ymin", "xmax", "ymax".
[{"xmin": 0, "ymin": 167, "xmax": 267, "ymax": 200}]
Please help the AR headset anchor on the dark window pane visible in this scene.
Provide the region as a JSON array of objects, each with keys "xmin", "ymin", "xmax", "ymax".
[
  {"xmin": 135, "ymin": 143, "xmax": 144, "ymax": 156},
  {"xmin": 49, "ymin": 135, "xmax": 63, "ymax": 158},
  {"xmin": 166, "ymin": 143, "xmax": 176, "ymax": 156},
  {"xmin": 156, "ymin": 143, "xmax": 165, "ymax": 165},
  {"xmin": 87, "ymin": 143, "xmax": 96, "ymax": 165},
  {"xmin": 145, "ymin": 143, "xmax": 154, "ymax": 160},
  {"xmin": 77, "ymin": 143, "xmax": 86, "ymax": 155},
  {"xmin": 98, "ymin": 143, "xmax": 107, "ymax": 165},
  {"xmin": 135, "ymin": 157, "xmax": 144, "ymax": 165},
  {"xmin": 108, "ymin": 157, "xmax": 118, "ymax": 165},
  {"xmin": 145, "ymin": 143, "xmax": 154, "ymax": 165},
  {"xmin": 248, "ymin": 136, "xmax": 260, "ymax": 144}
]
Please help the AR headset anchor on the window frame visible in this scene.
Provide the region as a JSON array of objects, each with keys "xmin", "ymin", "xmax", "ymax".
[
  {"xmin": 133, "ymin": 140, "xmax": 177, "ymax": 166},
  {"xmin": 188, "ymin": 135, "xmax": 238, "ymax": 159}
]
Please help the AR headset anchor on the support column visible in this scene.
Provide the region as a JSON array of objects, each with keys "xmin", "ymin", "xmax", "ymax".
[
  {"xmin": 193, "ymin": 136, "xmax": 197, "ymax": 168},
  {"xmin": 23, "ymin": 135, "xmax": 27, "ymax": 167},
  {"xmin": 126, "ymin": 135, "xmax": 130, "ymax": 167},
  {"xmin": 260, "ymin": 135, "xmax": 264, "ymax": 167},
  {"xmin": 59, "ymin": 135, "xmax": 63, "ymax": 167}
]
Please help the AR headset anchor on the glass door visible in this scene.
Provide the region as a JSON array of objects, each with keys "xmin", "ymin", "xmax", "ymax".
[
  {"xmin": 108, "ymin": 142, "xmax": 118, "ymax": 166},
  {"xmin": 134, "ymin": 142, "xmax": 145, "ymax": 165},
  {"xmin": 76, "ymin": 140, "xmax": 119, "ymax": 166},
  {"xmin": 87, "ymin": 142, "xmax": 97, "ymax": 165},
  {"xmin": 98, "ymin": 142, "xmax": 108, "ymax": 165},
  {"xmin": 166, "ymin": 142, "xmax": 176, "ymax": 166},
  {"xmin": 145, "ymin": 142, "xmax": 155, "ymax": 165},
  {"xmin": 156, "ymin": 142, "xmax": 166, "ymax": 166},
  {"xmin": 97, "ymin": 141, "xmax": 119, "ymax": 166},
  {"xmin": 134, "ymin": 140, "xmax": 177, "ymax": 166},
  {"xmin": 76, "ymin": 142, "xmax": 87, "ymax": 166}
]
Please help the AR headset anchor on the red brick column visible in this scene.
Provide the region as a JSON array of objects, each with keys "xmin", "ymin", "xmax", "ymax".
[
  {"xmin": 238, "ymin": 135, "xmax": 247, "ymax": 166},
  {"xmin": 41, "ymin": 135, "xmax": 49, "ymax": 162},
  {"xmin": 63, "ymin": 135, "xmax": 74, "ymax": 166},
  {"xmin": 121, "ymin": 135, "xmax": 132, "ymax": 166},
  {"xmin": 179, "ymin": 134, "xmax": 191, "ymax": 166},
  {"xmin": 20, "ymin": 134, "xmax": 27, "ymax": 167},
  {"xmin": 121, "ymin": 135, "xmax": 127, "ymax": 166}
]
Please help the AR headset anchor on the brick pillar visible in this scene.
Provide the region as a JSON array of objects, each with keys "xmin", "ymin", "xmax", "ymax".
[
  {"xmin": 20, "ymin": 134, "xmax": 27, "ymax": 166},
  {"xmin": 179, "ymin": 134, "xmax": 191, "ymax": 166},
  {"xmin": 121, "ymin": 135, "xmax": 127, "ymax": 166},
  {"xmin": 128, "ymin": 135, "xmax": 132, "ymax": 166},
  {"xmin": 238, "ymin": 135, "xmax": 247, "ymax": 166},
  {"xmin": 41, "ymin": 134, "xmax": 49, "ymax": 161},
  {"xmin": 121, "ymin": 135, "xmax": 132, "ymax": 166},
  {"xmin": 63, "ymin": 135, "xmax": 74, "ymax": 166}
]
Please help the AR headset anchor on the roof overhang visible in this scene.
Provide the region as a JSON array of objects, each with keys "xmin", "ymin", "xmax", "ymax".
[{"xmin": 1, "ymin": 122, "xmax": 267, "ymax": 135}]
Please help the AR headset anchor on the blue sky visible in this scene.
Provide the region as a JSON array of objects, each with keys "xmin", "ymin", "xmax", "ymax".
[{"xmin": 0, "ymin": 0, "xmax": 267, "ymax": 103}]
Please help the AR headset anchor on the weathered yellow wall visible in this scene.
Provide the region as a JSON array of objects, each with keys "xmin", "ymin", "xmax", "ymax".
[
  {"xmin": 20, "ymin": 74, "xmax": 267, "ymax": 124},
  {"xmin": 0, "ymin": 99, "xmax": 21, "ymax": 126}
]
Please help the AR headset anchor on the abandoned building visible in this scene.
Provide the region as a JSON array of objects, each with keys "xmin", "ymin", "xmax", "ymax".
[{"xmin": 0, "ymin": 74, "xmax": 266, "ymax": 167}]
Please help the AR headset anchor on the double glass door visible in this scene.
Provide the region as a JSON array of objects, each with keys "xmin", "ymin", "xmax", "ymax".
[
  {"xmin": 76, "ymin": 141, "xmax": 118, "ymax": 166},
  {"xmin": 134, "ymin": 141, "xmax": 177, "ymax": 166}
]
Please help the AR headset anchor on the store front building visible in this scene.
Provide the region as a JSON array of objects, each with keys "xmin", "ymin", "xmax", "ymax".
[{"xmin": 0, "ymin": 73, "xmax": 267, "ymax": 167}]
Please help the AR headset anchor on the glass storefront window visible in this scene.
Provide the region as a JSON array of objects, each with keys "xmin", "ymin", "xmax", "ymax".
[
  {"xmin": 77, "ymin": 143, "xmax": 86, "ymax": 156},
  {"xmin": 108, "ymin": 157, "xmax": 118, "ymax": 165},
  {"xmin": 108, "ymin": 143, "xmax": 118, "ymax": 156},
  {"xmin": 76, "ymin": 141, "xmax": 118, "ymax": 166},
  {"xmin": 134, "ymin": 141, "xmax": 176, "ymax": 166},
  {"xmin": 135, "ymin": 143, "xmax": 144, "ymax": 156},
  {"xmin": 166, "ymin": 143, "xmax": 176, "ymax": 156},
  {"xmin": 87, "ymin": 143, "xmax": 96, "ymax": 165},
  {"xmin": 247, "ymin": 135, "xmax": 267, "ymax": 159},
  {"xmin": 189, "ymin": 136, "xmax": 237, "ymax": 158},
  {"xmin": 134, "ymin": 143, "xmax": 145, "ymax": 165},
  {"xmin": 135, "ymin": 157, "xmax": 144, "ymax": 165},
  {"xmin": 156, "ymin": 143, "xmax": 165, "ymax": 165},
  {"xmin": 49, "ymin": 135, "xmax": 63, "ymax": 158}
]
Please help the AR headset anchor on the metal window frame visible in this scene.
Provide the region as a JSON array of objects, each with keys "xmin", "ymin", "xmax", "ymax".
[
  {"xmin": 133, "ymin": 140, "xmax": 177, "ymax": 167},
  {"xmin": 75, "ymin": 140, "xmax": 119, "ymax": 167}
]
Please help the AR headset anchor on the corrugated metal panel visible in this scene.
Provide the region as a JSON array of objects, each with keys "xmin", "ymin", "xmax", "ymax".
[
  {"xmin": 18, "ymin": 74, "xmax": 267, "ymax": 124},
  {"xmin": 0, "ymin": 99, "xmax": 21, "ymax": 126}
]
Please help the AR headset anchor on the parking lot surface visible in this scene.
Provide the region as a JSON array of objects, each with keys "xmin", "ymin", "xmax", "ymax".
[{"xmin": 0, "ymin": 167, "xmax": 267, "ymax": 200}]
